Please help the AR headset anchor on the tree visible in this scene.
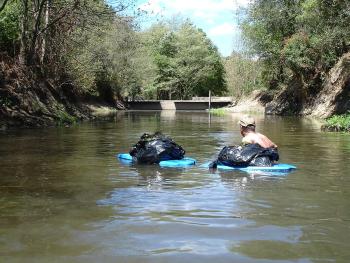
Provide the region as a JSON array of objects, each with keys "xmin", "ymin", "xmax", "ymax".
[
  {"xmin": 241, "ymin": 0, "xmax": 350, "ymax": 91},
  {"xmin": 174, "ymin": 23, "xmax": 226, "ymax": 99},
  {"xmin": 1, "ymin": 0, "xmax": 226, "ymax": 104},
  {"xmin": 67, "ymin": 16, "xmax": 141, "ymax": 100},
  {"xmin": 0, "ymin": 0, "xmax": 133, "ymax": 67},
  {"xmin": 224, "ymin": 52, "xmax": 262, "ymax": 97},
  {"xmin": 140, "ymin": 20, "xmax": 227, "ymax": 100},
  {"xmin": 0, "ymin": 1, "xmax": 20, "ymax": 55}
]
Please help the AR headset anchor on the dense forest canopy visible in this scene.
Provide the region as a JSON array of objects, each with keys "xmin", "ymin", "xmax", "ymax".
[
  {"xmin": 241, "ymin": 0, "xmax": 350, "ymax": 91},
  {"xmin": 137, "ymin": 21, "xmax": 226, "ymax": 100},
  {"xmin": 0, "ymin": 0, "xmax": 227, "ymax": 102}
]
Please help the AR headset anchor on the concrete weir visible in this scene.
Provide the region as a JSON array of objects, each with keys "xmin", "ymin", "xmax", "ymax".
[{"xmin": 127, "ymin": 97, "xmax": 232, "ymax": 110}]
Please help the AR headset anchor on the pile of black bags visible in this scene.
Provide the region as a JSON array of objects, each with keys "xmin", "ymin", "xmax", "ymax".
[
  {"xmin": 210, "ymin": 143, "xmax": 279, "ymax": 168},
  {"xmin": 129, "ymin": 132, "xmax": 185, "ymax": 164}
]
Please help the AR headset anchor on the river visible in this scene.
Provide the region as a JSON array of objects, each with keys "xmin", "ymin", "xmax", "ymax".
[{"xmin": 1, "ymin": 111, "xmax": 350, "ymax": 262}]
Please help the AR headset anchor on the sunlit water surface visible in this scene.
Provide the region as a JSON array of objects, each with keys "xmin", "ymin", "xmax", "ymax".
[{"xmin": 1, "ymin": 111, "xmax": 350, "ymax": 263}]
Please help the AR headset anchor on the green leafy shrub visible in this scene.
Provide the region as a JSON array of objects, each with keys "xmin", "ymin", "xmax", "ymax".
[
  {"xmin": 282, "ymin": 33, "xmax": 316, "ymax": 73},
  {"xmin": 56, "ymin": 110, "xmax": 77, "ymax": 126},
  {"xmin": 323, "ymin": 114, "xmax": 350, "ymax": 132},
  {"xmin": 0, "ymin": 1, "xmax": 20, "ymax": 54}
]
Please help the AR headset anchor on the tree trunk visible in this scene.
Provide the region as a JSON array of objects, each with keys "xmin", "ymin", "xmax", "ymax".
[
  {"xmin": 40, "ymin": 0, "xmax": 50, "ymax": 64},
  {"xmin": 19, "ymin": 0, "xmax": 29, "ymax": 64},
  {"xmin": 26, "ymin": 0, "xmax": 46, "ymax": 65}
]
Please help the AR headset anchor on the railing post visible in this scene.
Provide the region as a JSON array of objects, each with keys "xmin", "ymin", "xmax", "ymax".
[{"xmin": 209, "ymin": 90, "xmax": 211, "ymax": 110}]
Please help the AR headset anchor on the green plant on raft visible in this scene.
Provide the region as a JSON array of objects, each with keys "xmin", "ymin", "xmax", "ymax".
[
  {"xmin": 324, "ymin": 114, "xmax": 350, "ymax": 132},
  {"xmin": 209, "ymin": 108, "xmax": 227, "ymax": 116}
]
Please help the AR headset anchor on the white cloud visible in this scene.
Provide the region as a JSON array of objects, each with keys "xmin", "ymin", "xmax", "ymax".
[
  {"xmin": 192, "ymin": 10, "xmax": 215, "ymax": 24},
  {"xmin": 208, "ymin": 22, "xmax": 239, "ymax": 37}
]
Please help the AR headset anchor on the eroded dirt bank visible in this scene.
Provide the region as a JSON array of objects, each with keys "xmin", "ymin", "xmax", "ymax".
[
  {"xmin": 265, "ymin": 52, "xmax": 350, "ymax": 118},
  {"xmin": 228, "ymin": 52, "xmax": 350, "ymax": 118},
  {"xmin": 0, "ymin": 54, "xmax": 122, "ymax": 129}
]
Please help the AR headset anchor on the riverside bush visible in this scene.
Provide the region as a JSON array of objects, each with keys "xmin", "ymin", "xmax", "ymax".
[{"xmin": 323, "ymin": 114, "xmax": 350, "ymax": 132}]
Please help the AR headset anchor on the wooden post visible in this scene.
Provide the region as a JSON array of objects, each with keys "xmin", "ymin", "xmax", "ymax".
[{"xmin": 208, "ymin": 90, "xmax": 211, "ymax": 110}]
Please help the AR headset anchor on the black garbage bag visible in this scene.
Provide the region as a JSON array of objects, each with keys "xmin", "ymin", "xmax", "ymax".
[
  {"xmin": 129, "ymin": 132, "xmax": 185, "ymax": 164},
  {"xmin": 210, "ymin": 143, "xmax": 279, "ymax": 168}
]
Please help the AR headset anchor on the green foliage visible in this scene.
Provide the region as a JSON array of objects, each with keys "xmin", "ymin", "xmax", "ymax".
[
  {"xmin": 0, "ymin": 0, "xmax": 227, "ymax": 104},
  {"xmin": 56, "ymin": 110, "xmax": 77, "ymax": 126},
  {"xmin": 64, "ymin": 17, "xmax": 227, "ymax": 101},
  {"xmin": 209, "ymin": 108, "xmax": 226, "ymax": 116},
  {"xmin": 324, "ymin": 114, "xmax": 350, "ymax": 132},
  {"xmin": 0, "ymin": 1, "xmax": 20, "ymax": 53},
  {"xmin": 224, "ymin": 52, "xmax": 262, "ymax": 97},
  {"xmin": 242, "ymin": 0, "xmax": 350, "ymax": 90},
  {"xmin": 66, "ymin": 11, "xmax": 140, "ymax": 99},
  {"xmin": 282, "ymin": 33, "xmax": 316, "ymax": 73},
  {"xmin": 52, "ymin": 11, "xmax": 227, "ymax": 101},
  {"xmin": 139, "ymin": 21, "xmax": 226, "ymax": 99}
]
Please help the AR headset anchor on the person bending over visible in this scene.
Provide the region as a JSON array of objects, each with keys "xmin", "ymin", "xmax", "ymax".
[{"xmin": 238, "ymin": 115, "xmax": 277, "ymax": 149}]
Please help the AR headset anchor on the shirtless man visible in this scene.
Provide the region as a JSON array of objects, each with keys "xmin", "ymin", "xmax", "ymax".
[{"xmin": 238, "ymin": 115, "xmax": 277, "ymax": 149}]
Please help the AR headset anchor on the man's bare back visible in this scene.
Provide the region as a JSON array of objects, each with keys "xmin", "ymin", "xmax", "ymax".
[
  {"xmin": 242, "ymin": 132, "xmax": 277, "ymax": 148},
  {"xmin": 238, "ymin": 115, "xmax": 277, "ymax": 149}
]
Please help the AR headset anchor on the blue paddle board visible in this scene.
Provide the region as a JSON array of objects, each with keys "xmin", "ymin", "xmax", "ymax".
[
  {"xmin": 201, "ymin": 162, "xmax": 296, "ymax": 173},
  {"xmin": 117, "ymin": 153, "xmax": 196, "ymax": 167}
]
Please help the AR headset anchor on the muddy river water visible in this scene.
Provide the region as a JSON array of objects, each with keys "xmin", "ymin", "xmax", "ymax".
[{"xmin": 1, "ymin": 111, "xmax": 350, "ymax": 262}]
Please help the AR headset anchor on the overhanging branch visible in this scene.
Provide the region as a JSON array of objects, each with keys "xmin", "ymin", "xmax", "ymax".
[{"xmin": 0, "ymin": 0, "xmax": 10, "ymax": 12}]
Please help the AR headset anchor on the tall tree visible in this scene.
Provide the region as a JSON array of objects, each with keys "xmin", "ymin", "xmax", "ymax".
[
  {"xmin": 242, "ymin": 0, "xmax": 350, "ymax": 90},
  {"xmin": 141, "ymin": 20, "xmax": 226, "ymax": 100}
]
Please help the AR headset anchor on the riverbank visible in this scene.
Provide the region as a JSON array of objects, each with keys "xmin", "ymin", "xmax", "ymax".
[
  {"xmin": 224, "ymin": 52, "xmax": 350, "ymax": 123},
  {"xmin": 265, "ymin": 52, "xmax": 350, "ymax": 118},
  {"xmin": 208, "ymin": 90, "xmax": 272, "ymax": 115},
  {"xmin": 2, "ymin": 52, "xmax": 349, "ymax": 128},
  {"xmin": 226, "ymin": 90, "xmax": 272, "ymax": 114},
  {"xmin": 0, "ymin": 54, "xmax": 123, "ymax": 128}
]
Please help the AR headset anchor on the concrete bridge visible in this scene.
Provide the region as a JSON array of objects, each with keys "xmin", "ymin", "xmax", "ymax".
[{"xmin": 127, "ymin": 97, "xmax": 233, "ymax": 110}]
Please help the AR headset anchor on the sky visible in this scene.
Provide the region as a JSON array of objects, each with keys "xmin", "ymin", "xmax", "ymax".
[{"xmin": 134, "ymin": 0, "xmax": 250, "ymax": 57}]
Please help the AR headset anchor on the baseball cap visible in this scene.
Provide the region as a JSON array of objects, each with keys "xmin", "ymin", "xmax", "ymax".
[{"xmin": 238, "ymin": 115, "xmax": 256, "ymax": 127}]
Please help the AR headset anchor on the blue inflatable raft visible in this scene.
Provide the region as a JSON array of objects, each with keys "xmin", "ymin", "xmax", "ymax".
[
  {"xmin": 202, "ymin": 162, "xmax": 296, "ymax": 173},
  {"xmin": 117, "ymin": 153, "xmax": 196, "ymax": 168}
]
